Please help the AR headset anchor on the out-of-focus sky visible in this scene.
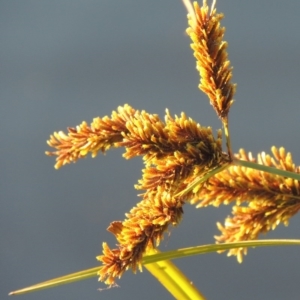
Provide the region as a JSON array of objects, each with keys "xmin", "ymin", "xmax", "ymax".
[{"xmin": 2, "ymin": 1, "xmax": 300, "ymax": 299}]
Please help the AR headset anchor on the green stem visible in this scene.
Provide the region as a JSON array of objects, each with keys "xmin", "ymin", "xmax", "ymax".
[
  {"xmin": 9, "ymin": 267, "xmax": 100, "ymax": 296},
  {"xmin": 233, "ymin": 158, "xmax": 300, "ymax": 181},
  {"xmin": 145, "ymin": 249, "xmax": 206, "ymax": 300},
  {"xmin": 176, "ymin": 162, "xmax": 230, "ymax": 197},
  {"xmin": 222, "ymin": 116, "xmax": 233, "ymax": 159},
  {"xmin": 10, "ymin": 239, "xmax": 300, "ymax": 296},
  {"xmin": 143, "ymin": 239, "xmax": 300, "ymax": 263}
]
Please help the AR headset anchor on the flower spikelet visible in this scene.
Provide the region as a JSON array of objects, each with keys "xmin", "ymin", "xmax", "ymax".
[
  {"xmin": 46, "ymin": 104, "xmax": 226, "ymax": 171},
  {"xmin": 185, "ymin": 0, "xmax": 236, "ymax": 119},
  {"xmin": 191, "ymin": 146, "xmax": 300, "ymax": 262},
  {"xmin": 97, "ymin": 187, "xmax": 184, "ymax": 285},
  {"xmin": 46, "ymin": 104, "xmax": 135, "ymax": 169}
]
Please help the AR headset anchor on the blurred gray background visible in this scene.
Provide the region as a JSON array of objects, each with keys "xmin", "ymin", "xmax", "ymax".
[{"xmin": 2, "ymin": 1, "xmax": 300, "ymax": 299}]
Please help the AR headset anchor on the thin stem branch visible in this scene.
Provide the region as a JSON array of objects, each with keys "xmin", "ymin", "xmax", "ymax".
[
  {"xmin": 233, "ymin": 158, "xmax": 300, "ymax": 181},
  {"xmin": 9, "ymin": 267, "xmax": 100, "ymax": 296},
  {"xmin": 10, "ymin": 239, "xmax": 300, "ymax": 296},
  {"xmin": 223, "ymin": 116, "xmax": 233, "ymax": 159},
  {"xmin": 176, "ymin": 162, "xmax": 231, "ymax": 197},
  {"xmin": 143, "ymin": 239, "xmax": 300, "ymax": 263}
]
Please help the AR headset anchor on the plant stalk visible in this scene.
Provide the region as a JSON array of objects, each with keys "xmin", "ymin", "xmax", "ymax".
[
  {"xmin": 233, "ymin": 158, "xmax": 300, "ymax": 181},
  {"xmin": 10, "ymin": 239, "xmax": 300, "ymax": 296}
]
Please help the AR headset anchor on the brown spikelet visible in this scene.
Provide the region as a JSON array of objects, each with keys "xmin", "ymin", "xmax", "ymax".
[
  {"xmin": 46, "ymin": 104, "xmax": 226, "ymax": 170},
  {"xmin": 185, "ymin": 0, "xmax": 236, "ymax": 119},
  {"xmin": 191, "ymin": 146, "xmax": 300, "ymax": 262},
  {"xmin": 97, "ymin": 186, "xmax": 184, "ymax": 284},
  {"xmin": 46, "ymin": 104, "xmax": 134, "ymax": 169}
]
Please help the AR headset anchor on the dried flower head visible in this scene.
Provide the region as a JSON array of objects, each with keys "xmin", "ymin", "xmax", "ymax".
[
  {"xmin": 97, "ymin": 187, "xmax": 184, "ymax": 285},
  {"xmin": 184, "ymin": 0, "xmax": 236, "ymax": 119},
  {"xmin": 191, "ymin": 146, "xmax": 300, "ymax": 262},
  {"xmin": 46, "ymin": 104, "xmax": 229, "ymax": 283},
  {"xmin": 46, "ymin": 104, "xmax": 226, "ymax": 169},
  {"xmin": 44, "ymin": 0, "xmax": 299, "ymax": 289},
  {"xmin": 45, "ymin": 1, "xmax": 239, "ymax": 285}
]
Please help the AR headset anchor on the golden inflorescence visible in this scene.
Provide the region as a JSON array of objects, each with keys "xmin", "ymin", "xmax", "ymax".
[
  {"xmin": 46, "ymin": 0, "xmax": 300, "ymax": 285},
  {"xmin": 47, "ymin": 104, "xmax": 229, "ymax": 284},
  {"xmin": 192, "ymin": 146, "xmax": 300, "ymax": 262},
  {"xmin": 185, "ymin": 0, "xmax": 236, "ymax": 119}
]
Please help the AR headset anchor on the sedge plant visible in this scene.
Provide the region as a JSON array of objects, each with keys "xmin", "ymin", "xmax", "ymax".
[{"xmin": 10, "ymin": 1, "xmax": 300, "ymax": 299}]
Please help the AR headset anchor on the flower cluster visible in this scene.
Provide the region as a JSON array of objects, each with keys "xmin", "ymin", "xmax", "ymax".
[
  {"xmin": 45, "ymin": 0, "xmax": 299, "ymax": 287},
  {"xmin": 46, "ymin": 0, "xmax": 237, "ymax": 285},
  {"xmin": 192, "ymin": 146, "xmax": 300, "ymax": 262},
  {"xmin": 46, "ymin": 104, "xmax": 229, "ymax": 284}
]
